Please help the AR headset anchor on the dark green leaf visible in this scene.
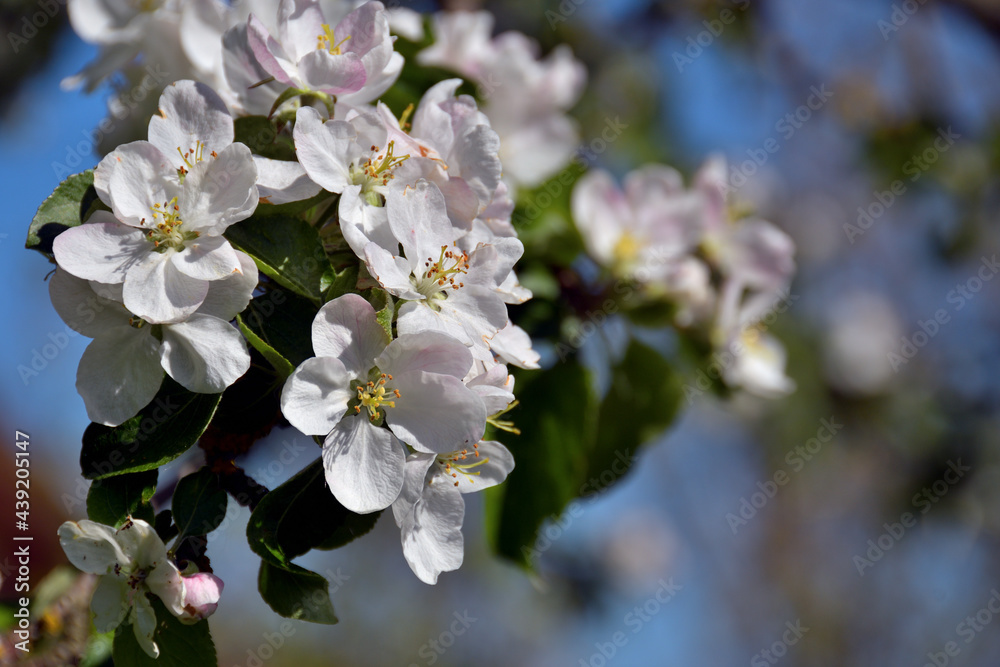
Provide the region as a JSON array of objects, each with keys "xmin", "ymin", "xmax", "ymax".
[
  {"xmin": 258, "ymin": 560, "xmax": 338, "ymax": 625},
  {"xmin": 234, "ymin": 115, "xmax": 295, "ymax": 161},
  {"xmin": 112, "ymin": 596, "xmax": 216, "ymax": 667},
  {"xmin": 26, "ymin": 170, "xmax": 97, "ymax": 256},
  {"xmin": 586, "ymin": 341, "xmax": 682, "ymax": 493},
  {"xmin": 324, "ymin": 263, "xmax": 359, "ymax": 301},
  {"xmin": 237, "ymin": 314, "xmax": 296, "ymax": 379},
  {"xmin": 86, "ymin": 470, "xmax": 158, "ymax": 527},
  {"xmin": 256, "ymin": 191, "xmax": 332, "ymax": 217},
  {"xmin": 172, "ymin": 468, "xmax": 228, "ymax": 539},
  {"xmin": 81, "ymin": 378, "xmax": 222, "ymax": 480},
  {"xmin": 491, "ymin": 361, "xmax": 596, "ymax": 567},
  {"xmin": 248, "ymin": 458, "xmax": 381, "ymax": 565},
  {"xmin": 225, "ymin": 214, "xmax": 333, "ymax": 303},
  {"xmin": 239, "ymin": 288, "xmax": 317, "ymax": 368}
]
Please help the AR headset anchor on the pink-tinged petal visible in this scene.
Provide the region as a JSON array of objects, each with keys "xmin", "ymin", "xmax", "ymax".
[
  {"xmin": 280, "ymin": 356, "xmax": 353, "ymax": 436},
  {"xmin": 91, "ymin": 575, "xmax": 128, "ymax": 632},
  {"xmin": 254, "ymin": 156, "xmax": 322, "ymax": 204},
  {"xmin": 377, "ymin": 332, "xmax": 472, "ymax": 379},
  {"xmin": 222, "ymin": 23, "xmax": 285, "ymax": 116},
  {"xmin": 180, "ymin": 572, "xmax": 224, "ymax": 621},
  {"xmin": 159, "ymin": 314, "xmax": 250, "ymax": 393},
  {"xmin": 53, "ymin": 216, "xmax": 148, "ymax": 284},
  {"xmin": 123, "ymin": 251, "xmax": 209, "ymax": 324},
  {"xmin": 58, "ymin": 520, "xmax": 128, "ymax": 574},
  {"xmin": 338, "ymin": 50, "xmax": 402, "ymax": 106},
  {"xmin": 452, "ymin": 125, "xmax": 502, "ymax": 210},
  {"xmin": 293, "ymin": 107, "xmax": 357, "ymax": 193},
  {"xmin": 571, "ymin": 169, "xmax": 628, "ymax": 266},
  {"xmin": 384, "ymin": 371, "xmax": 485, "ymax": 453},
  {"xmin": 694, "ymin": 153, "xmax": 729, "ymax": 232},
  {"xmin": 148, "ymin": 80, "xmax": 234, "ymax": 171},
  {"xmin": 171, "ymin": 235, "xmax": 242, "ymax": 281},
  {"xmin": 296, "ymin": 48, "xmax": 366, "ymax": 95},
  {"xmin": 196, "ymin": 250, "xmax": 258, "ymax": 320},
  {"xmin": 364, "ymin": 243, "xmax": 423, "ymax": 299},
  {"xmin": 180, "ymin": 143, "xmax": 259, "ymax": 234},
  {"xmin": 106, "ymin": 141, "xmax": 176, "ymax": 227},
  {"xmin": 412, "ymin": 79, "xmax": 463, "ymax": 151},
  {"xmin": 49, "ymin": 268, "xmax": 131, "ymax": 337},
  {"xmin": 247, "ymin": 13, "xmax": 295, "ymax": 86},
  {"xmin": 322, "ymin": 414, "xmax": 406, "ymax": 513},
  {"xmin": 399, "ymin": 474, "xmax": 464, "ymax": 584},
  {"xmin": 278, "ymin": 0, "xmax": 326, "ymax": 63},
  {"xmin": 76, "ymin": 325, "xmax": 163, "ymax": 426},
  {"xmin": 311, "ymin": 294, "xmax": 387, "ymax": 377}
]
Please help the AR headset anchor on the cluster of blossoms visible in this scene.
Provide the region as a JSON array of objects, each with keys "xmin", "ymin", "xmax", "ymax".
[
  {"xmin": 572, "ymin": 158, "xmax": 797, "ymax": 397},
  {"xmin": 41, "ymin": 0, "xmax": 799, "ymax": 655}
]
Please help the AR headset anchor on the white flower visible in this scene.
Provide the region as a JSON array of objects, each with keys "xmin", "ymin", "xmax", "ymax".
[
  {"xmin": 363, "ymin": 181, "xmax": 510, "ymax": 350},
  {"xmin": 280, "ymin": 294, "xmax": 487, "ymax": 513},
  {"xmin": 723, "ymin": 328, "xmax": 796, "ymax": 398},
  {"xmin": 58, "ymin": 518, "xmax": 187, "ymax": 658},
  {"xmin": 488, "ymin": 321, "xmax": 540, "ymax": 370},
  {"xmin": 392, "ymin": 440, "xmax": 514, "ymax": 584},
  {"xmin": 53, "ymin": 82, "xmax": 259, "ymax": 324},
  {"xmin": 244, "ymin": 0, "xmax": 401, "ymax": 105},
  {"xmin": 49, "ymin": 263, "xmax": 254, "ymax": 426}
]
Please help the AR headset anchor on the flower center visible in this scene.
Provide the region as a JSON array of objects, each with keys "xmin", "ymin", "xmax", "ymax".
[
  {"xmin": 145, "ymin": 197, "xmax": 199, "ymax": 252},
  {"xmin": 354, "ymin": 373, "xmax": 401, "ymax": 421},
  {"xmin": 413, "ymin": 245, "xmax": 469, "ymax": 303},
  {"xmin": 317, "ymin": 24, "xmax": 351, "ymax": 55},
  {"xmin": 613, "ymin": 232, "xmax": 642, "ymax": 267},
  {"xmin": 432, "ymin": 443, "xmax": 490, "ymax": 487},
  {"xmin": 349, "ymin": 141, "xmax": 410, "ymax": 206},
  {"xmin": 175, "ymin": 141, "xmax": 216, "ymax": 179}
]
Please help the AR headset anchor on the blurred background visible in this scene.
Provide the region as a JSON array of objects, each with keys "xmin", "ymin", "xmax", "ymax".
[{"xmin": 4, "ymin": 0, "xmax": 1000, "ymax": 665}]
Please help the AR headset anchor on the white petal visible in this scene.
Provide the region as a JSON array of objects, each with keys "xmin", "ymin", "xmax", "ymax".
[
  {"xmin": 489, "ymin": 321, "xmax": 540, "ymax": 370},
  {"xmin": 322, "ymin": 414, "xmax": 406, "ymax": 513},
  {"xmin": 254, "ymin": 156, "xmax": 323, "ymax": 205},
  {"xmin": 385, "ymin": 371, "xmax": 485, "ymax": 453},
  {"xmin": 146, "ymin": 561, "xmax": 187, "ymax": 619},
  {"xmin": 196, "ymin": 250, "xmax": 259, "ymax": 320},
  {"xmin": 311, "ymin": 294, "xmax": 387, "ymax": 377},
  {"xmin": 106, "ymin": 142, "xmax": 176, "ymax": 227},
  {"xmin": 386, "ymin": 180, "xmax": 455, "ymax": 262},
  {"xmin": 280, "ymin": 356, "xmax": 353, "ymax": 436},
  {"xmin": 52, "ymin": 216, "xmax": 149, "ymax": 284},
  {"xmin": 180, "ymin": 143, "xmax": 259, "ymax": 235},
  {"xmin": 443, "ymin": 440, "xmax": 514, "ymax": 494},
  {"xmin": 377, "ymin": 332, "xmax": 472, "ymax": 379},
  {"xmin": 132, "ymin": 594, "xmax": 160, "ymax": 659},
  {"xmin": 337, "ymin": 50, "xmax": 403, "ymax": 106},
  {"xmin": 339, "ymin": 185, "xmax": 397, "ymax": 258},
  {"xmin": 363, "ymin": 242, "xmax": 423, "ymax": 299},
  {"xmin": 400, "ymin": 476, "xmax": 464, "ymax": 585},
  {"xmin": 159, "ymin": 314, "xmax": 250, "ymax": 393},
  {"xmin": 293, "ymin": 107, "xmax": 357, "ymax": 193},
  {"xmin": 247, "ymin": 13, "xmax": 295, "ymax": 87},
  {"xmin": 171, "ymin": 234, "xmax": 242, "ymax": 281},
  {"xmin": 49, "ymin": 268, "xmax": 131, "ymax": 337},
  {"xmin": 58, "ymin": 520, "xmax": 128, "ymax": 575},
  {"xmin": 571, "ymin": 169, "xmax": 628, "ymax": 266},
  {"xmin": 391, "ymin": 452, "xmax": 435, "ymax": 527},
  {"xmin": 76, "ymin": 325, "xmax": 164, "ymax": 426},
  {"xmin": 91, "ymin": 575, "xmax": 128, "ymax": 633},
  {"xmin": 296, "ymin": 48, "xmax": 367, "ymax": 95},
  {"xmin": 123, "ymin": 251, "xmax": 208, "ymax": 324},
  {"xmin": 148, "ymin": 80, "xmax": 234, "ymax": 171},
  {"xmin": 278, "ymin": 0, "xmax": 327, "ymax": 63}
]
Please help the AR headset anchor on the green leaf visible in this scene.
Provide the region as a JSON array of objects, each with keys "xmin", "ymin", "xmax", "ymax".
[
  {"xmin": 373, "ymin": 289, "xmax": 394, "ymax": 340},
  {"xmin": 491, "ymin": 361, "xmax": 596, "ymax": 568},
  {"xmin": 586, "ymin": 341, "xmax": 682, "ymax": 493},
  {"xmin": 233, "ymin": 115, "xmax": 296, "ymax": 161},
  {"xmin": 248, "ymin": 457, "xmax": 381, "ymax": 564},
  {"xmin": 225, "ymin": 214, "xmax": 334, "ymax": 303},
  {"xmin": 256, "ymin": 191, "xmax": 332, "ymax": 218},
  {"xmin": 86, "ymin": 470, "xmax": 158, "ymax": 527},
  {"xmin": 324, "ymin": 263, "xmax": 359, "ymax": 301},
  {"xmin": 239, "ymin": 288, "xmax": 317, "ymax": 368},
  {"xmin": 111, "ymin": 596, "xmax": 217, "ymax": 667},
  {"xmin": 172, "ymin": 467, "xmax": 228, "ymax": 539},
  {"xmin": 237, "ymin": 313, "xmax": 296, "ymax": 379},
  {"xmin": 25, "ymin": 170, "xmax": 97, "ymax": 256},
  {"xmin": 258, "ymin": 560, "xmax": 338, "ymax": 625},
  {"xmin": 81, "ymin": 378, "xmax": 222, "ymax": 480}
]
